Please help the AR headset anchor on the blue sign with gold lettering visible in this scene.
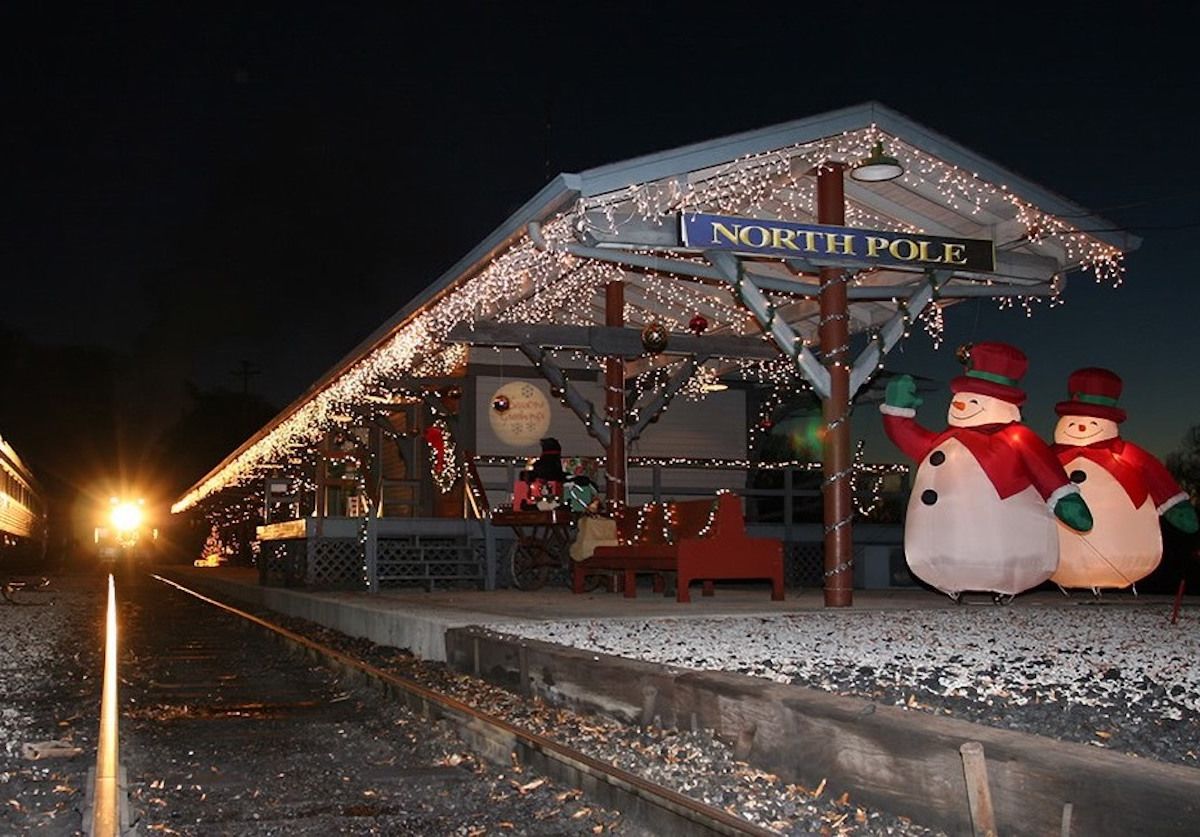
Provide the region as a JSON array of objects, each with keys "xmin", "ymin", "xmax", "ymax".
[{"xmin": 680, "ymin": 212, "xmax": 995, "ymax": 272}]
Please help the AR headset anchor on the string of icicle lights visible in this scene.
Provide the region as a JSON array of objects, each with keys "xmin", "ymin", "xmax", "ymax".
[{"xmin": 174, "ymin": 126, "xmax": 1124, "ymax": 513}]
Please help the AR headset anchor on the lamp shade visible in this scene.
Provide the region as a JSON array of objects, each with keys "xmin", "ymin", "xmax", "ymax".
[{"xmin": 851, "ymin": 141, "xmax": 904, "ymax": 182}]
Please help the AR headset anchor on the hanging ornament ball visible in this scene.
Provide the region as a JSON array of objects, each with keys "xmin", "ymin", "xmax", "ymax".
[
  {"xmin": 492, "ymin": 394, "xmax": 510, "ymax": 413},
  {"xmin": 759, "ymin": 416, "xmax": 774, "ymax": 430},
  {"xmin": 688, "ymin": 313, "xmax": 709, "ymax": 335},
  {"xmin": 444, "ymin": 385, "xmax": 464, "ymax": 400},
  {"xmin": 955, "ymin": 342, "xmax": 974, "ymax": 367},
  {"xmin": 641, "ymin": 322, "xmax": 669, "ymax": 354}
]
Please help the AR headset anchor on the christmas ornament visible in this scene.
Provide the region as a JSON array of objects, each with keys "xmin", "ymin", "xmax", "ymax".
[
  {"xmin": 492, "ymin": 394, "xmax": 510, "ymax": 413},
  {"xmin": 688, "ymin": 313, "xmax": 709, "ymax": 335},
  {"xmin": 641, "ymin": 322, "xmax": 669, "ymax": 354},
  {"xmin": 444, "ymin": 385, "xmax": 463, "ymax": 400},
  {"xmin": 880, "ymin": 341, "xmax": 1091, "ymax": 599},
  {"xmin": 954, "ymin": 343, "xmax": 974, "ymax": 367},
  {"xmin": 1051, "ymin": 368, "xmax": 1198, "ymax": 591}
]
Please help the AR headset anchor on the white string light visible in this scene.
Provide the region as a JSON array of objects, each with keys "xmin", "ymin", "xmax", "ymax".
[{"xmin": 175, "ymin": 125, "xmax": 1124, "ymax": 513}]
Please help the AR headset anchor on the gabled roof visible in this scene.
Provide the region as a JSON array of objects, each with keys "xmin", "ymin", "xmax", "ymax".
[{"xmin": 174, "ymin": 102, "xmax": 1137, "ymax": 512}]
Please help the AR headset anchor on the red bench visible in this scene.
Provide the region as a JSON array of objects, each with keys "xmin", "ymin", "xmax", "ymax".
[{"xmin": 571, "ymin": 492, "xmax": 784, "ymax": 603}]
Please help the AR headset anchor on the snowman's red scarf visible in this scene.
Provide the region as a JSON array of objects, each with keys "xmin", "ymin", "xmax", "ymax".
[
  {"xmin": 883, "ymin": 414, "xmax": 1070, "ymax": 501},
  {"xmin": 1052, "ymin": 439, "xmax": 1151, "ymax": 507},
  {"xmin": 926, "ymin": 423, "xmax": 1068, "ymax": 500}
]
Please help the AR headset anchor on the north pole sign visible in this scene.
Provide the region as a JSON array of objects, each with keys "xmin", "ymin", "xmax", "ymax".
[{"xmin": 681, "ymin": 212, "xmax": 995, "ymax": 272}]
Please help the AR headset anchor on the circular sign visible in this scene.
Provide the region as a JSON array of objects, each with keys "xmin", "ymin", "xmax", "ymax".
[{"xmin": 488, "ymin": 382, "xmax": 551, "ymax": 447}]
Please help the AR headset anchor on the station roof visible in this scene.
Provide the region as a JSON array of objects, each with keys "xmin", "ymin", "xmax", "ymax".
[{"xmin": 174, "ymin": 102, "xmax": 1138, "ymax": 513}]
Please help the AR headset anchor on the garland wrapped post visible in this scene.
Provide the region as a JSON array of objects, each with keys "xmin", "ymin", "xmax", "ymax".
[{"xmin": 424, "ymin": 418, "xmax": 460, "ymax": 493}]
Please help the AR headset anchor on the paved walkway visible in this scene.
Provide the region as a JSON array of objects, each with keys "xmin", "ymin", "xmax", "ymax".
[{"xmin": 165, "ymin": 565, "xmax": 1175, "ymax": 660}]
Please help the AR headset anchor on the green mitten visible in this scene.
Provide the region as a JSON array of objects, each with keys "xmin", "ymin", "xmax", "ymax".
[
  {"xmin": 884, "ymin": 375, "xmax": 922, "ymax": 410},
  {"xmin": 1054, "ymin": 492, "xmax": 1093, "ymax": 532},
  {"xmin": 1163, "ymin": 502, "xmax": 1199, "ymax": 534}
]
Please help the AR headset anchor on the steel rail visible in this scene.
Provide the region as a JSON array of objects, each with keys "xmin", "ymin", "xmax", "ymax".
[
  {"xmin": 89, "ymin": 574, "xmax": 121, "ymax": 836},
  {"xmin": 151, "ymin": 574, "xmax": 778, "ymax": 837}
]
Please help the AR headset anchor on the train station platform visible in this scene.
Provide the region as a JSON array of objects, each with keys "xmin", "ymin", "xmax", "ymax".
[
  {"xmin": 156, "ymin": 564, "xmax": 1199, "ymax": 837},
  {"xmin": 160, "ymin": 565, "xmax": 1145, "ymax": 662}
]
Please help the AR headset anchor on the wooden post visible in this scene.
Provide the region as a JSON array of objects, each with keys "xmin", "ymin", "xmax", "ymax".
[
  {"xmin": 315, "ymin": 434, "xmax": 329, "ymax": 517},
  {"xmin": 960, "ymin": 741, "xmax": 998, "ymax": 837},
  {"xmin": 605, "ymin": 280, "xmax": 627, "ymax": 507},
  {"xmin": 817, "ymin": 164, "xmax": 853, "ymax": 607}
]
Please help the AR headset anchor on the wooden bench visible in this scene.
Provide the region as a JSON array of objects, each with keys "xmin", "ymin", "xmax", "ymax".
[{"xmin": 571, "ymin": 492, "xmax": 784, "ymax": 602}]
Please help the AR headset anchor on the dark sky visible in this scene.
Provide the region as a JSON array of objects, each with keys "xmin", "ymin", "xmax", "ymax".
[{"xmin": 3, "ymin": 2, "xmax": 1199, "ymax": 475}]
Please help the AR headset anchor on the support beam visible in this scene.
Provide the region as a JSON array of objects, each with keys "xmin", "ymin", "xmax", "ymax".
[
  {"xmin": 625, "ymin": 356, "xmax": 702, "ymax": 444},
  {"xmin": 769, "ymin": 280, "xmax": 1056, "ymax": 300},
  {"xmin": 706, "ymin": 250, "xmax": 830, "ymax": 399},
  {"xmin": 553, "ymin": 215, "xmax": 1063, "ymax": 287},
  {"xmin": 530, "ymin": 220, "xmax": 816, "ymax": 298},
  {"xmin": 849, "ymin": 269, "xmax": 952, "ymax": 396},
  {"xmin": 605, "ymin": 281, "xmax": 627, "ymax": 506},
  {"xmin": 818, "ymin": 164, "xmax": 853, "ymax": 608},
  {"xmin": 515, "ymin": 344, "xmax": 611, "ymax": 448},
  {"xmin": 446, "ymin": 321, "xmax": 779, "ymax": 360}
]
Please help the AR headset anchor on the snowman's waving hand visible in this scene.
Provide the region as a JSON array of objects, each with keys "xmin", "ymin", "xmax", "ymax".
[{"xmin": 884, "ymin": 375, "xmax": 923, "ymax": 410}]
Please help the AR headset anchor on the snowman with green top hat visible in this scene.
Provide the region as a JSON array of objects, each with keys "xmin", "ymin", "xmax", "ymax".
[
  {"xmin": 880, "ymin": 341, "xmax": 1092, "ymax": 600},
  {"xmin": 1050, "ymin": 367, "xmax": 1198, "ymax": 592}
]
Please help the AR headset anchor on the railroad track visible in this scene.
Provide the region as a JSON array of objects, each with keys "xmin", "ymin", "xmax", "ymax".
[{"xmin": 103, "ymin": 573, "xmax": 778, "ymax": 835}]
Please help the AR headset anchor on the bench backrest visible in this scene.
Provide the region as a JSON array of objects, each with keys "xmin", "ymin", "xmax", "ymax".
[{"xmin": 616, "ymin": 492, "xmax": 745, "ymax": 545}]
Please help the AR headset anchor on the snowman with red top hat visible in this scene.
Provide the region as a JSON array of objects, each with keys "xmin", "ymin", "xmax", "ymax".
[
  {"xmin": 881, "ymin": 341, "xmax": 1093, "ymax": 601},
  {"xmin": 1051, "ymin": 367, "xmax": 1198, "ymax": 592}
]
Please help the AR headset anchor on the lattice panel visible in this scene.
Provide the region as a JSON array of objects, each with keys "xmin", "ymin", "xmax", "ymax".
[
  {"xmin": 257, "ymin": 540, "xmax": 306, "ymax": 587},
  {"xmin": 788, "ymin": 542, "xmax": 823, "ymax": 587},
  {"xmin": 308, "ymin": 539, "xmax": 365, "ymax": 587},
  {"xmin": 787, "ymin": 542, "xmax": 867, "ymax": 588},
  {"xmin": 376, "ymin": 536, "xmax": 484, "ymax": 591}
]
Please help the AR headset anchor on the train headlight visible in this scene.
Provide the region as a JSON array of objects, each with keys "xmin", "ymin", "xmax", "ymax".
[{"xmin": 110, "ymin": 501, "xmax": 143, "ymax": 533}]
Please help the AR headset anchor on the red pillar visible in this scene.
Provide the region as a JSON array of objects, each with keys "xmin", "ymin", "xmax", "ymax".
[
  {"xmin": 604, "ymin": 281, "xmax": 627, "ymax": 507},
  {"xmin": 817, "ymin": 165, "xmax": 853, "ymax": 607}
]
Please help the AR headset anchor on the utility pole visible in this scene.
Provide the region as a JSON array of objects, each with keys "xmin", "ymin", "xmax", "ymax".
[{"xmin": 231, "ymin": 360, "xmax": 262, "ymax": 397}]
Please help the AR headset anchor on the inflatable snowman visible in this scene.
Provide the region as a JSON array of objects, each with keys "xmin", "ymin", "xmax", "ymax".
[
  {"xmin": 1051, "ymin": 368, "xmax": 1199, "ymax": 590},
  {"xmin": 880, "ymin": 342, "xmax": 1092, "ymax": 599}
]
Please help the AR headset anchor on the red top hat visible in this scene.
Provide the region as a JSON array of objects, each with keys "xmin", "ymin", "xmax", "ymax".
[
  {"xmin": 1055, "ymin": 367, "xmax": 1126, "ymax": 423},
  {"xmin": 950, "ymin": 341, "xmax": 1028, "ymax": 405}
]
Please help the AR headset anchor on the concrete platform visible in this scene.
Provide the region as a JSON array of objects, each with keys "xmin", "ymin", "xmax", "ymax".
[
  {"xmin": 161, "ymin": 565, "xmax": 1198, "ymax": 836},
  {"xmin": 162, "ymin": 565, "xmax": 1171, "ymax": 661}
]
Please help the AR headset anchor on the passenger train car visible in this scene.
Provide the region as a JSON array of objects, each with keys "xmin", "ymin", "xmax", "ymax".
[{"xmin": 0, "ymin": 432, "xmax": 47, "ymax": 563}]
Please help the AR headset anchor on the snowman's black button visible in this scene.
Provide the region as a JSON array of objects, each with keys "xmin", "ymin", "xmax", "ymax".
[
  {"xmin": 929, "ymin": 451, "xmax": 946, "ymax": 466},
  {"xmin": 921, "ymin": 489, "xmax": 938, "ymax": 506},
  {"xmin": 1069, "ymin": 470, "xmax": 1087, "ymax": 484}
]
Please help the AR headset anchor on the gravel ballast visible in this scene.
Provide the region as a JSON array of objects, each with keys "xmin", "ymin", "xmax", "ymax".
[
  {"xmin": 0, "ymin": 574, "xmax": 104, "ymax": 836},
  {"xmin": 480, "ymin": 601, "xmax": 1200, "ymax": 767}
]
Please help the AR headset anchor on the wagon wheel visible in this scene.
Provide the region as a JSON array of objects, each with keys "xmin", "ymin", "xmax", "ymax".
[{"xmin": 508, "ymin": 540, "xmax": 552, "ymax": 591}]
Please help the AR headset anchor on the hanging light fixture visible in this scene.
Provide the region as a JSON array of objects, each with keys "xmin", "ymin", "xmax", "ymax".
[{"xmin": 851, "ymin": 141, "xmax": 904, "ymax": 182}]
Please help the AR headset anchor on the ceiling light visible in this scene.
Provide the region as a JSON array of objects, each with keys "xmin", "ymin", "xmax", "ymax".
[{"xmin": 851, "ymin": 141, "xmax": 904, "ymax": 182}]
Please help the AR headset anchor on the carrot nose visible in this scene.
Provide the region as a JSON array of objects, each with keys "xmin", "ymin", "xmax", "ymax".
[{"xmin": 952, "ymin": 401, "xmax": 967, "ymax": 411}]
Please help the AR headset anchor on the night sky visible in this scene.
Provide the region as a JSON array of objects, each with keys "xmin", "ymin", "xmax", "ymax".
[{"xmin": 3, "ymin": 3, "xmax": 1199, "ymax": 500}]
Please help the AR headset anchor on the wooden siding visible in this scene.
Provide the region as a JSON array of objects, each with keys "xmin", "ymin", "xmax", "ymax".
[{"xmin": 472, "ymin": 375, "xmax": 745, "ymax": 461}]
